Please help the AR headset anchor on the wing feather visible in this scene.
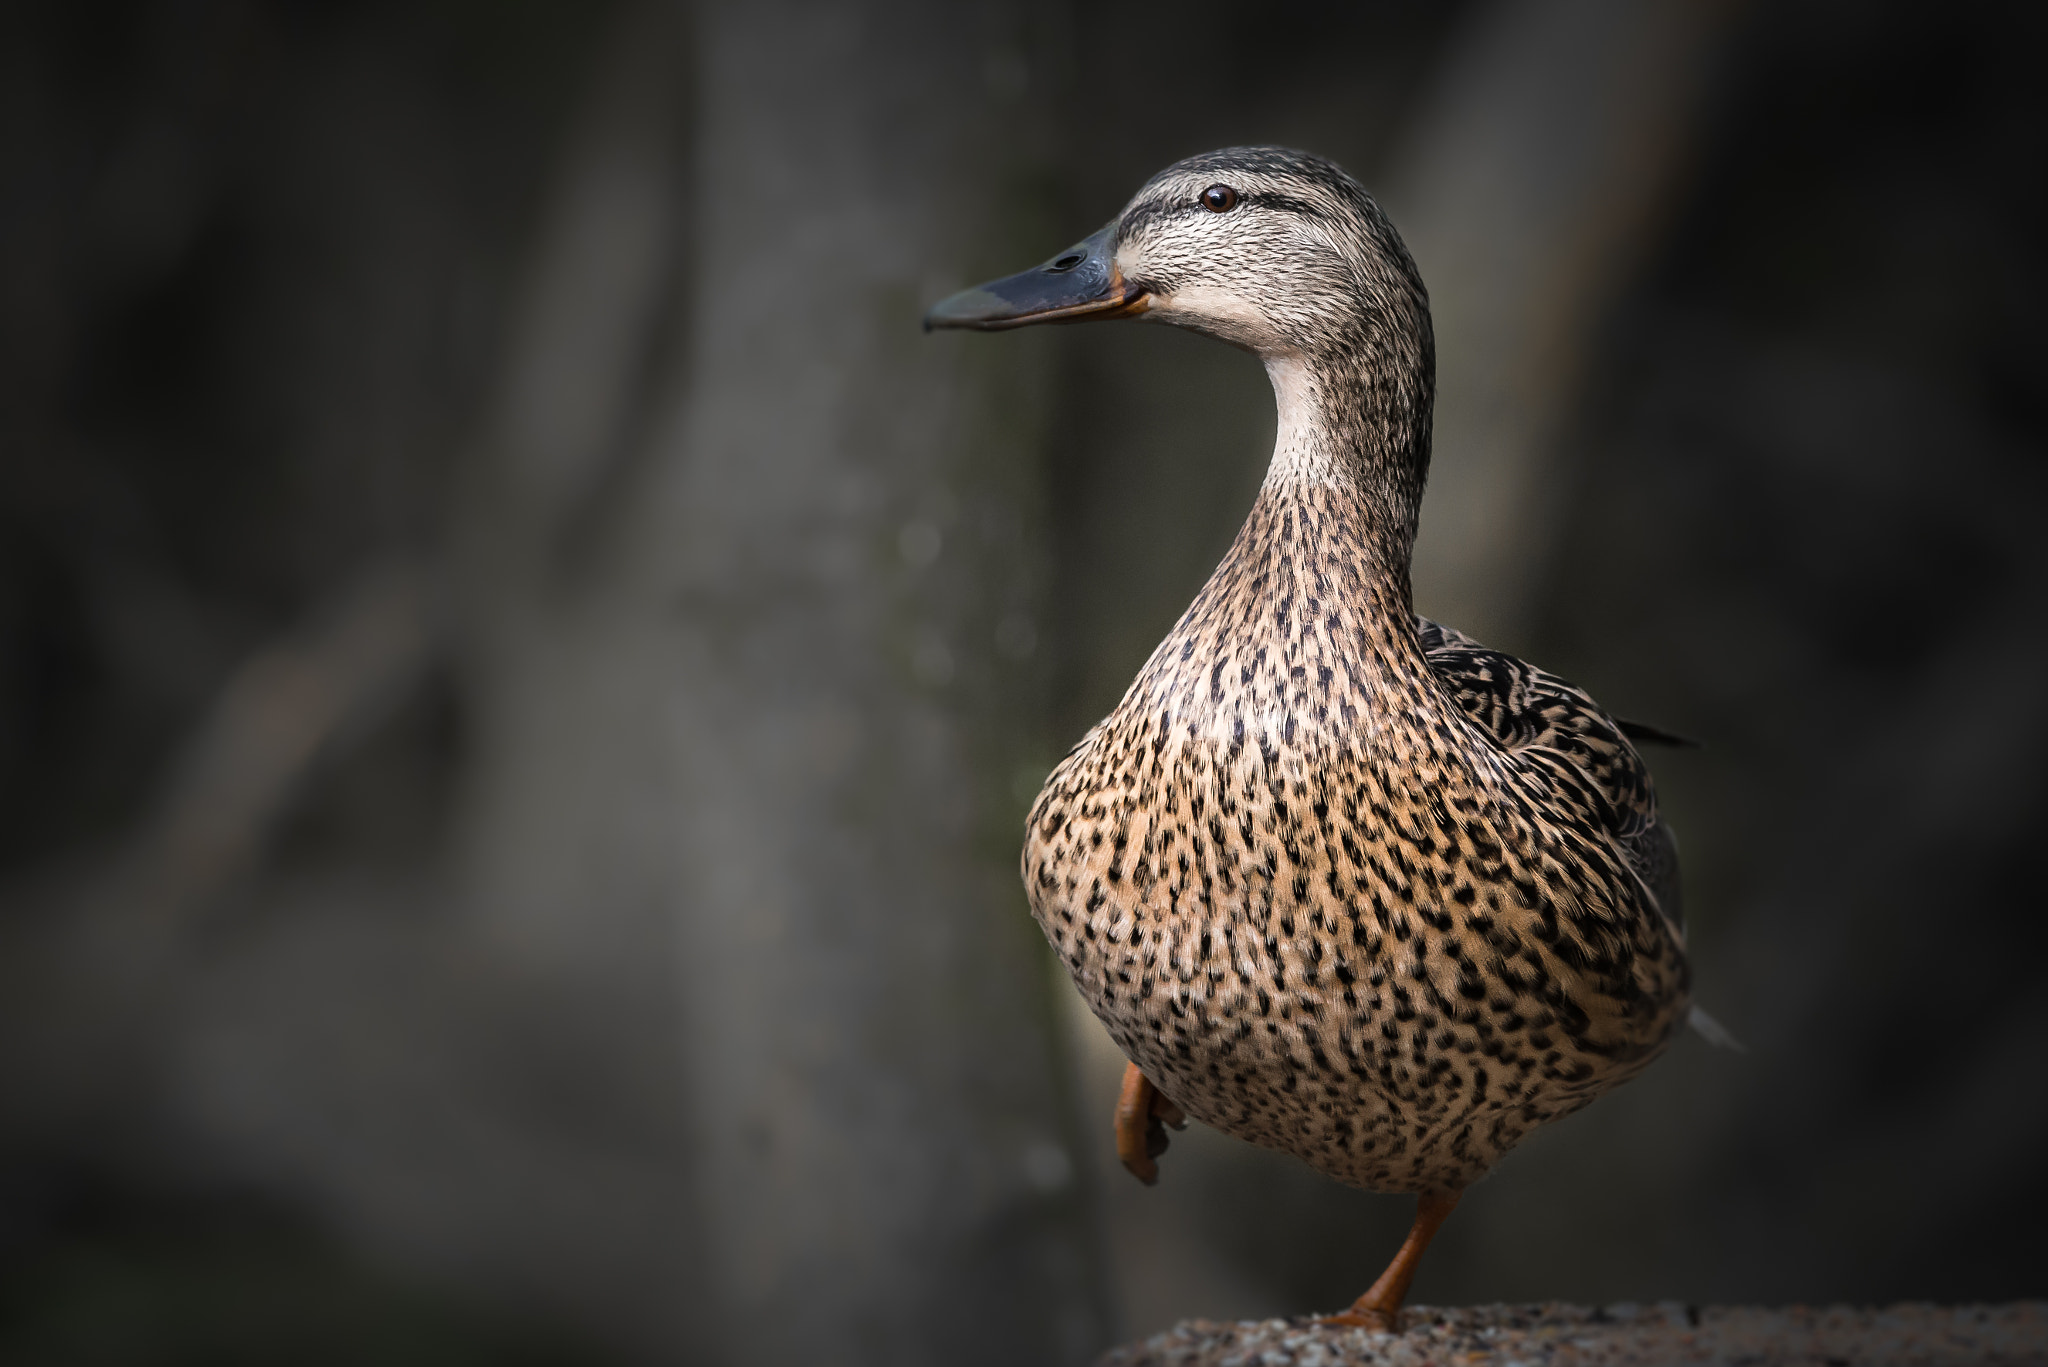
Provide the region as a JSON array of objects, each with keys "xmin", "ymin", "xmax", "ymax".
[{"xmin": 1416, "ymin": 616, "xmax": 1683, "ymax": 934}]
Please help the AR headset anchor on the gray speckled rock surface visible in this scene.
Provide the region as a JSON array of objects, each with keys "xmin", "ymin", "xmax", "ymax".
[{"xmin": 1099, "ymin": 1302, "xmax": 2048, "ymax": 1366}]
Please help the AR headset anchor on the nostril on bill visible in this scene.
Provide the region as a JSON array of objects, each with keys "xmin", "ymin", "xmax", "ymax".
[{"xmin": 1048, "ymin": 252, "xmax": 1084, "ymax": 272}]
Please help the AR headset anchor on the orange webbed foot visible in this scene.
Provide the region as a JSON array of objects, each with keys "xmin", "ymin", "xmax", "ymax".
[{"xmin": 1114, "ymin": 1062, "xmax": 1186, "ymax": 1185}]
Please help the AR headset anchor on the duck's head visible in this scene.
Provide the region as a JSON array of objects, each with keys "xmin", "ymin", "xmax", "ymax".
[
  {"xmin": 928, "ymin": 147, "xmax": 1434, "ymax": 514},
  {"xmin": 929, "ymin": 147, "xmax": 1424, "ymax": 356}
]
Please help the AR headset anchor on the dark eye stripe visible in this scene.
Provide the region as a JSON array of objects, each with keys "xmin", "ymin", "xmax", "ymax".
[
  {"xmin": 1243, "ymin": 191, "xmax": 1319, "ymax": 217},
  {"xmin": 1112, "ymin": 188, "xmax": 1331, "ymax": 248}
]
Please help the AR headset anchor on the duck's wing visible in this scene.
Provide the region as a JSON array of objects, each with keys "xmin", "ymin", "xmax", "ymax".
[{"xmin": 1415, "ymin": 616, "xmax": 1683, "ymax": 935}]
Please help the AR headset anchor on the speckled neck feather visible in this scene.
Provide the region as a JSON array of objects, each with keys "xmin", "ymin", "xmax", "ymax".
[
  {"xmin": 1126, "ymin": 483, "xmax": 1425, "ymax": 746},
  {"xmin": 1155, "ymin": 318, "xmax": 1439, "ymax": 722},
  {"xmin": 1260, "ymin": 330, "xmax": 1432, "ymax": 546}
]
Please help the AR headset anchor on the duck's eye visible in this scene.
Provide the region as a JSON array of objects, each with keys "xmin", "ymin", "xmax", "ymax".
[{"xmin": 1201, "ymin": 184, "xmax": 1239, "ymax": 213}]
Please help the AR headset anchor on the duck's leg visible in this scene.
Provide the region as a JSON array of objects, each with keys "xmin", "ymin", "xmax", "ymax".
[
  {"xmin": 1114, "ymin": 1062, "xmax": 1186, "ymax": 1185},
  {"xmin": 1321, "ymin": 1189, "xmax": 1463, "ymax": 1331}
]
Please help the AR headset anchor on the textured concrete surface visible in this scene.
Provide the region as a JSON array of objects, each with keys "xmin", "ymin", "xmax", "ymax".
[{"xmin": 1101, "ymin": 1302, "xmax": 2048, "ymax": 1366}]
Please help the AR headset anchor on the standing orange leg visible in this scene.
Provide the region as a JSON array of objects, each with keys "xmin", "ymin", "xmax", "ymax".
[
  {"xmin": 1114, "ymin": 1062, "xmax": 1186, "ymax": 1185},
  {"xmin": 1322, "ymin": 1189, "xmax": 1463, "ymax": 1331}
]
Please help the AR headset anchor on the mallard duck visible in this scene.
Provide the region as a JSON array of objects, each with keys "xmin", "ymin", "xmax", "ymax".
[{"xmin": 927, "ymin": 147, "xmax": 1692, "ymax": 1329}]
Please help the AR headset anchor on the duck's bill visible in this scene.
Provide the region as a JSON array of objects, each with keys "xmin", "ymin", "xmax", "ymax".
[{"xmin": 924, "ymin": 223, "xmax": 1150, "ymax": 331}]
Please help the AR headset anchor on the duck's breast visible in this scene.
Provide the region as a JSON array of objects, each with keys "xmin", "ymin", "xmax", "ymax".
[{"xmin": 1023, "ymin": 704, "xmax": 1686, "ymax": 1193}]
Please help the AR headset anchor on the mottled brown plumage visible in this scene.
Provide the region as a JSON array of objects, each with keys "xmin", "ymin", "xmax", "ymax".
[
  {"xmin": 1025, "ymin": 484, "xmax": 1687, "ymax": 1195},
  {"xmin": 930, "ymin": 145, "xmax": 1691, "ymax": 1322}
]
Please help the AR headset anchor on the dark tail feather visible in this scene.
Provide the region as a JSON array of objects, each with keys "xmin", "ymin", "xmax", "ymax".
[{"xmin": 1618, "ymin": 717, "xmax": 1703, "ymax": 749}]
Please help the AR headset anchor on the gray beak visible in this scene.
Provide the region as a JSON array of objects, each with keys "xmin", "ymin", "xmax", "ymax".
[{"xmin": 924, "ymin": 223, "xmax": 1149, "ymax": 331}]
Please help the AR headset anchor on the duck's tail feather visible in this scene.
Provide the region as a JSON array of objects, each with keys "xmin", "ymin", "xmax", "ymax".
[
  {"xmin": 1618, "ymin": 717, "xmax": 1704, "ymax": 749},
  {"xmin": 1687, "ymin": 1004, "xmax": 1745, "ymax": 1052}
]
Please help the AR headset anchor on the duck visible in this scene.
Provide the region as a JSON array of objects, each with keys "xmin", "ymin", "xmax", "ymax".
[{"xmin": 927, "ymin": 147, "xmax": 1693, "ymax": 1330}]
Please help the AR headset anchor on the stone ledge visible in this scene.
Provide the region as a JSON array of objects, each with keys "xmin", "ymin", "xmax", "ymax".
[{"xmin": 1100, "ymin": 1301, "xmax": 2047, "ymax": 1366}]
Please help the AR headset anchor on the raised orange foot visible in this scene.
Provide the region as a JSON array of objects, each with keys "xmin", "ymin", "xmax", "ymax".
[{"xmin": 1113, "ymin": 1062, "xmax": 1186, "ymax": 1185}]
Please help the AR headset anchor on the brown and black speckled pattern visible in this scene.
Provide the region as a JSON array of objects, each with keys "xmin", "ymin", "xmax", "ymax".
[{"xmin": 1025, "ymin": 484, "xmax": 1690, "ymax": 1194}]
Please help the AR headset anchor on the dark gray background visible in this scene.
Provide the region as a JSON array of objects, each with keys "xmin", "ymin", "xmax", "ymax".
[{"xmin": 2, "ymin": 1, "xmax": 2043, "ymax": 1363}]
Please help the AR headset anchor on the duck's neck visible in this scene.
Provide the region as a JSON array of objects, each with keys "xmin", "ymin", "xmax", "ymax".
[
  {"xmin": 1260, "ymin": 349, "xmax": 1432, "ymax": 581},
  {"xmin": 1121, "ymin": 344, "xmax": 1437, "ymax": 731},
  {"xmin": 1127, "ymin": 479, "xmax": 1435, "ymax": 743}
]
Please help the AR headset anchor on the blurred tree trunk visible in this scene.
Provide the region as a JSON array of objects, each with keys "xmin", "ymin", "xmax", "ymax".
[
  {"xmin": 453, "ymin": 2, "xmax": 1100, "ymax": 1363},
  {"xmin": 1389, "ymin": 0, "xmax": 1737, "ymax": 652}
]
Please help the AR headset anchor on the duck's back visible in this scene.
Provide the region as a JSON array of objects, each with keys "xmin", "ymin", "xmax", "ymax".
[{"xmin": 1024, "ymin": 487, "xmax": 1690, "ymax": 1194}]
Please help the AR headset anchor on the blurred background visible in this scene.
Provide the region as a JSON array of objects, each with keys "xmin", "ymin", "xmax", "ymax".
[{"xmin": 2, "ymin": 0, "xmax": 2045, "ymax": 1363}]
